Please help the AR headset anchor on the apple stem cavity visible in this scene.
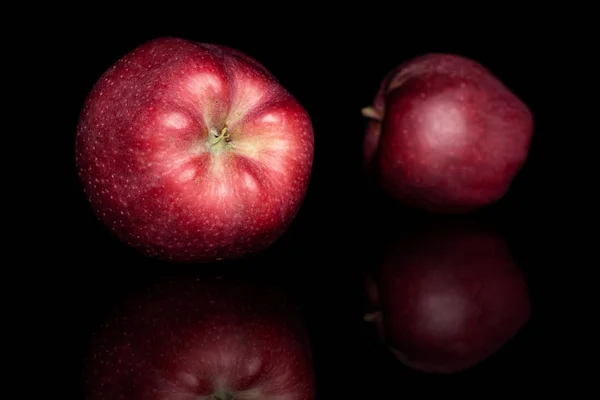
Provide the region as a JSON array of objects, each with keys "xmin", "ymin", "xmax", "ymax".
[
  {"xmin": 208, "ymin": 125, "xmax": 231, "ymax": 153},
  {"xmin": 361, "ymin": 106, "xmax": 382, "ymax": 121}
]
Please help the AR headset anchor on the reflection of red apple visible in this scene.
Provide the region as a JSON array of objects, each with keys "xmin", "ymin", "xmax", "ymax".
[
  {"xmin": 365, "ymin": 222, "xmax": 530, "ymax": 373},
  {"xmin": 86, "ymin": 277, "xmax": 315, "ymax": 399},
  {"xmin": 75, "ymin": 37, "xmax": 314, "ymax": 262},
  {"xmin": 362, "ymin": 54, "xmax": 533, "ymax": 212}
]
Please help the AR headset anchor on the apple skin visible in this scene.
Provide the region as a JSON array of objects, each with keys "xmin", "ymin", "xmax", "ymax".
[
  {"xmin": 75, "ymin": 37, "xmax": 314, "ymax": 262},
  {"xmin": 365, "ymin": 221, "xmax": 530, "ymax": 373},
  {"xmin": 362, "ymin": 54, "xmax": 533, "ymax": 212},
  {"xmin": 85, "ymin": 276, "xmax": 315, "ymax": 400}
]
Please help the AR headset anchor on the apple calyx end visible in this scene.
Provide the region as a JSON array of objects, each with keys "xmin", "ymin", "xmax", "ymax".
[
  {"xmin": 361, "ymin": 106, "xmax": 382, "ymax": 121},
  {"xmin": 208, "ymin": 125, "xmax": 232, "ymax": 153}
]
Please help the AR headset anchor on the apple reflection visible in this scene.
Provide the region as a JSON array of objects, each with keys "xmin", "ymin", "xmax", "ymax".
[
  {"xmin": 364, "ymin": 220, "xmax": 530, "ymax": 373},
  {"xmin": 85, "ymin": 276, "xmax": 314, "ymax": 400}
]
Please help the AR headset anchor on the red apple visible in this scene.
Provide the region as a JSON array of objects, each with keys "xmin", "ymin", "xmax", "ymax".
[
  {"xmin": 75, "ymin": 37, "xmax": 314, "ymax": 262},
  {"xmin": 362, "ymin": 54, "xmax": 533, "ymax": 212},
  {"xmin": 364, "ymin": 221, "xmax": 530, "ymax": 373},
  {"xmin": 85, "ymin": 276, "xmax": 315, "ymax": 399}
]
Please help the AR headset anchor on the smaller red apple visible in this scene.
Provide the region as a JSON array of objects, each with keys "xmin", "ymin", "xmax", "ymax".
[
  {"xmin": 362, "ymin": 54, "xmax": 534, "ymax": 212},
  {"xmin": 85, "ymin": 276, "xmax": 315, "ymax": 400},
  {"xmin": 365, "ymin": 221, "xmax": 530, "ymax": 373}
]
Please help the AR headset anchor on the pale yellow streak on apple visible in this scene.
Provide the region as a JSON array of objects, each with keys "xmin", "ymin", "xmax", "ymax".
[
  {"xmin": 187, "ymin": 73, "xmax": 223, "ymax": 99},
  {"xmin": 233, "ymin": 137, "xmax": 290, "ymax": 175},
  {"xmin": 216, "ymin": 181, "xmax": 231, "ymax": 199},
  {"xmin": 233, "ymin": 137, "xmax": 290, "ymax": 160},
  {"xmin": 205, "ymin": 156, "xmax": 235, "ymax": 203},
  {"xmin": 209, "ymin": 155, "xmax": 226, "ymax": 175},
  {"xmin": 227, "ymin": 81, "xmax": 266, "ymax": 127},
  {"xmin": 207, "ymin": 157, "xmax": 230, "ymax": 200},
  {"xmin": 186, "ymin": 73, "xmax": 225, "ymax": 127}
]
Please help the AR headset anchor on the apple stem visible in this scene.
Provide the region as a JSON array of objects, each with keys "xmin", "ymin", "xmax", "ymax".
[
  {"xmin": 208, "ymin": 125, "xmax": 231, "ymax": 152},
  {"xmin": 361, "ymin": 106, "xmax": 382, "ymax": 121},
  {"xmin": 212, "ymin": 125, "xmax": 230, "ymax": 140}
]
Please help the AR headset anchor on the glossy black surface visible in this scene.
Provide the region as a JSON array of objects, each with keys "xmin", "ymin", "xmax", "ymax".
[{"xmin": 46, "ymin": 16, "xmax": 562, "ymax": 398}]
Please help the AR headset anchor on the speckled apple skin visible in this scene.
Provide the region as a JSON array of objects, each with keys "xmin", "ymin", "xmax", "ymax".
[
  {"xmin": 364, "ymin": 54, "xmax": 533, "ymax": 212},
  {"xmin": 76, "ymin": 37, "xmax": 314, "ymax": 262},
  {"xmin": 85, "ymin": 277, "xmax": 315, "ymax": 400}
]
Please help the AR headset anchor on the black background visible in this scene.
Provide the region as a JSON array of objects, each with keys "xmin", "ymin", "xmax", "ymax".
[{"xmin": 48, "ymin": 14, "xmax": 566, "ymax": 399}]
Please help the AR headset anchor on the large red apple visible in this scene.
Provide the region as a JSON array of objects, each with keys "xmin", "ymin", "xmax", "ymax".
[
  {"xmin": 85, "ymin": 276, "xmax": 314, "ymax": 399},
  {"xmin": 362, "ymin": 54, "xmax": 533, "ymax": 212},
  {"xmin": 75, "ymin": 37, "xmax": 314, "ymax": 262},
  {"xmin": 364, "ymin": 221, "xmax": 530, "ymax": 373}
]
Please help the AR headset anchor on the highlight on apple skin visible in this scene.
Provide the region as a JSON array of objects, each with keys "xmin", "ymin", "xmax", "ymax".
[
  {"xmin": 85, "ymin": 276, "xmax": 315, "ymax": 400},
  {"xmin": 364, "ymin": 221, "xmax": 530, "ymax": 373},
  {"xmin": 362, "ymin": 53, "xmax": 534, "ymax": 213},
  {"xmin": 75, "ymin": 37, "xmax": 314, "ymax": 263}
]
